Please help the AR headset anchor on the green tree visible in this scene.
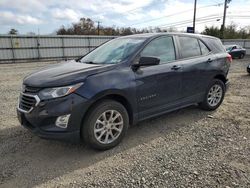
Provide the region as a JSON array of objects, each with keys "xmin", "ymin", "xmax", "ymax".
[
  {"xmin": 202, "ymin": 26, "xmax": 221, "ymax": 38},
  {"xmin": 202, "ymin": 23, "xmax": 250, "ymax": 39}
]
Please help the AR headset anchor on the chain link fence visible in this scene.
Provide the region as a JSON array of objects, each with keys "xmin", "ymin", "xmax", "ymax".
[
  {"xmin": 0, "ymin": 35, "xmax": 117, "ymax": 63},
  {"xmin": 0, "ymin": 35, "xmax": 249, "ymax": 63},
  {"xmin": 222, "ymin": 39, "xmax": 250, "ymax": 54}
]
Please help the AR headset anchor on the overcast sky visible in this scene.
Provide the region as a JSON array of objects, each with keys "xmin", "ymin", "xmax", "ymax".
[{"xmin": 0, "ymin": 0, "xmax": 250, "ymax": 35}]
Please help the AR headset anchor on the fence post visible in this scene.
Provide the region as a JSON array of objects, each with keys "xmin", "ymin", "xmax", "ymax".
[
  {"xmin": 88, "ymin": 36, "xmax": 91, "ymax": 53},
  {"xmin": 36, "ymin": 36, "xmax": 41, "ymax": 61},
  {"xmin": 61, "ymin": 37, "xmax": 66, "ymax": 60},
  {"xmin": 10, "ymin": 35, "xmax": 15, "ymax": 63},
  {"xmin": 243, "ymin": 40, "xmax": 246, "ymax": 48}
]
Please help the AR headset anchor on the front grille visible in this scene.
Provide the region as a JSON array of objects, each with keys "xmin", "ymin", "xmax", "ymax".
[
  {"xmin": 19, "ymin": 94, "xmax": 37, "ymax": 112},
  {"xmin": 18, "ymin": 85, "xmax": 41, "ymax": 113}
]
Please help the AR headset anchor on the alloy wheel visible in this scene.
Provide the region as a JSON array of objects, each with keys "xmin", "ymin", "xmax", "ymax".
[
  {"xmin": 207, "ymin": 84, "xmax": 223, "ymax": 107},
  {"xmin": 94, "ymin": 110, "xmax": 124, "ymax": 144}
]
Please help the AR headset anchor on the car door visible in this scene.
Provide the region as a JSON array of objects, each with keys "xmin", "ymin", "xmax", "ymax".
[
  {"xmin": 177, "ymin": 36, "xmax": 215, "ymax": 101},
  {"xmin": 235, "ymin": 45, "xmax": 243, "ymax": 58},
  {"xmin": 134, "ymin": 36, "xmax": 182, "ymax": 119},
  {"xmin": 230, "ymin": 45, "xmax": 240, "ymax": 58}
]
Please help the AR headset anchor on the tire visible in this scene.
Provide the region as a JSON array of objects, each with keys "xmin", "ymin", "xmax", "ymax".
[
  {"xmin": 247, "ymin": 66, "xmax": 250, "ymax": 74},
  {"xmin": 82, "ymin": 100, "xmax": 129, "ymax": 150},
  {"xmin": 199, "ymin": 79, "xmax": 225, "ymax": 111},
  {"xmin": 239, "ymin": 53, "xmax": 245, "ymax": 59}
]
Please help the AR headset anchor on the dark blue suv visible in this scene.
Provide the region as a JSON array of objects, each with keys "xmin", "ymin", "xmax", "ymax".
[{"xmin": 17, "ymin": 33, "xmax": 231, "ymax": 150}]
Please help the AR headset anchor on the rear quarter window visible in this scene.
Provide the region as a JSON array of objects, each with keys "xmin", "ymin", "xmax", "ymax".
[{"xmin": 202, "ymin": 37, "xmax": 226, "ymax": 53}]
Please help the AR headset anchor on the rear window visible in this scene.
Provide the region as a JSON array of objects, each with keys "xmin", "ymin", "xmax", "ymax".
[
  {"xmin": 202, "ymin": 37, "xmax": 226, "ymax": 53},
  {"xmin": 179, "ymin": 37, "xmax": 201, "ymax": 58}
]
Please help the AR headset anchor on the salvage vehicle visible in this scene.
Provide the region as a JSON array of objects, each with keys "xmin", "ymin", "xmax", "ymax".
[
  {"xmin": 17, "ymin": 33, "xmax": 231, "ymax": 150},
  {"xmin": 225, "ymin": 44, "xmax": 246, "ymax": 59}
]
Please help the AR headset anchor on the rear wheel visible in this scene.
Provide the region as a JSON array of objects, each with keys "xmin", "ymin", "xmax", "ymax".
[
  {"xmin": 239, "ymin": 53, "xmax": 245, "ymax": 59},
  {"xmin": 247, "ymin": 65, "xmax": 250, "ymax": 74},
  {"xmin": 199, "ymin": 79, "xmax": 225, "ymax": 111},
  {"xmin": 82, "ymin": 100, "xmax": 129, "ymax": 150}
]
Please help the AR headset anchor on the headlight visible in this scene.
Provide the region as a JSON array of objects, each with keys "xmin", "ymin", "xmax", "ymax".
[{"xmin": 39, "ymin": 83, "xmax": 83, "ymax": 100}]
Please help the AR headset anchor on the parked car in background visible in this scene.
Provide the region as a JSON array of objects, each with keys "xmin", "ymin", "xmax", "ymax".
[
  {"xmin": 225, "ymin": 45, "xmax": 246, "ymax": 59},
  {"xmin": 17, "ymin": 33, "xmax": 231, "ymax": 150}
]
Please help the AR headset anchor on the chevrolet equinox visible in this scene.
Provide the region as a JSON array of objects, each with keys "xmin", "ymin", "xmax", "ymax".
[{"xmin": 17, "ymin": 33, "xmax": 231, "ymax": 150}]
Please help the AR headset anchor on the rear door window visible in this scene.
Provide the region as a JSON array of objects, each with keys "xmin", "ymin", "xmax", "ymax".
[
  {"xmin": 178, "ymin": 37, "xmax": 201, "ymax": 58},
  {"xmin": 141, "ymin": 36, "xmax": 176, "ymax": 64}
]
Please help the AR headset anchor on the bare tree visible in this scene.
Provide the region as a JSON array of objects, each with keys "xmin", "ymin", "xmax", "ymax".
[{"xmin": 8, "ymin": 28, "xmax": 18, "ymax": 35}]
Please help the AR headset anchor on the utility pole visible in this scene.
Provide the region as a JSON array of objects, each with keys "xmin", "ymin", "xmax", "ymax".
[
  {"xmin": 221, "ymin": 0, "xmax": 232, "ymax": 38},
  {"xmin": 193, "ymin": 0, "xmax": 197, "ymax": 33},
  {"xmin": 97, "ymin": 21, "xmax": 101, "ymax": 35}
]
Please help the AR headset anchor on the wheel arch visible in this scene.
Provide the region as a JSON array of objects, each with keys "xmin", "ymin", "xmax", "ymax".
[
  {"xmin": 80, "ymin": 92, "xmax": 135, "ymax": 139},
  {"xmin": 214, "ymin": 74, "xmax": 227, "ymax": 84}
]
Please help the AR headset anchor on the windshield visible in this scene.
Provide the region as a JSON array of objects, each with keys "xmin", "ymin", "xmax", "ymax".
[
  {"xmin": 80, "ymin": 38, "xmax": 145, "ymax": 64},
  {"xmin": 225, "ymin": 46, "xmax": 233, "ymax": 51}
]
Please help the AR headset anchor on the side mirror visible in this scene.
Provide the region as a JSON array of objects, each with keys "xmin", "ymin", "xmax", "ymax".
[{"xmin": 134, "ymin": 56, "xmax": 160, "ymax": 68}]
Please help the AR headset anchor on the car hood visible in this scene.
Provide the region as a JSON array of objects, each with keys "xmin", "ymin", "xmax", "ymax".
[{"xmin": 23, "ymin": 60, "xmax": 116, "ymax": 87}]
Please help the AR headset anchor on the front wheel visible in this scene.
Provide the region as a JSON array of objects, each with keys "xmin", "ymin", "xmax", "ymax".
[
  {"xmin": 82, "ymin": 100, "xmax": 129, "ymax": 150},
  {"xmin": 199, "ymin": 79, "xmax": 225, "ymax": 111}
]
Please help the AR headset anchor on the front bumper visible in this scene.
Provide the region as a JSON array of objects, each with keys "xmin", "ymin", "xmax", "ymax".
[{"xmin": 17, "ymin": 93, "xmax": 89, "ymax": 143}]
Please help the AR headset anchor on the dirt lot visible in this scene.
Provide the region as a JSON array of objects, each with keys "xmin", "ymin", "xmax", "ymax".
[{"xmin": 0, "ymin": 58, "xmax": 249, "ymax": 188}]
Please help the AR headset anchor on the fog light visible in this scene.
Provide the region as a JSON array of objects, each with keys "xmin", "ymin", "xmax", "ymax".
[{"xmin": 55, "ymin": 114, "xmax": 71, "ymax": 128}]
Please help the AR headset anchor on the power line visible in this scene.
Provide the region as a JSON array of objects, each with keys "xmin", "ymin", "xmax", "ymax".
[
  {"xmin": 172, "ymin": 19, "xmax": 223, "ymax": 29},
  {"xmin": 211, "ymin": 0, "xmax": 224, "ymax": 4},
  {"xmin": 157, "ymin": 14, "xmax": 223, "ymax": 28},
  {"xmin": 173, "ymin": 16, "xmax": 250, "ymax": 30},
  {"xmin": 118, "ymin": 5, "xmax": 152, "ymax": 14},
  {"xmin": 227, "ymin": 15, "xmax": 250, "ymax": 17},
  {"xmin": 228, "ymin": 10, "xmax": 250, "ymax": 14},
  {"xmin": 158, "ymin": 17, "xmax": 221, "ymax": 29},
  {"xmin": 158, "ymin": 15, "xmax": 250, "ymax": 28},
  {"xmin": 127, "ymin": 3, "xmax": 223, "ymax": 27},
  {"xmin": 93, "ymin": 1, "xmax": 167, "ymax": 19},
  {"xmin": 157, "ymin": 19, "xmax": 222, "ymax": 31}
]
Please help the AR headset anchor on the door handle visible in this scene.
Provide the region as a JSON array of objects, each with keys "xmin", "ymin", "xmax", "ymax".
[
  {"xmin": 207, "ymin": 58, "xmax": 213, "ymax": 63},
  {"xmin": 171, "ymin": 65, "xmax": 181, "ymax": 70}
]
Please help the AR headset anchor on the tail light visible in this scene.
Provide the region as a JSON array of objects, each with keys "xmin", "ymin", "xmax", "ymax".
[{"xmin": 227, "ymin": 54, "xmax": 232, "ymax": 63}]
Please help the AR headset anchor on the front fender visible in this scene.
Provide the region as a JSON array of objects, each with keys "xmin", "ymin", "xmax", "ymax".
[{"xmin": 75, "ymin": 66, "xmax": 138, "ymax": 124}]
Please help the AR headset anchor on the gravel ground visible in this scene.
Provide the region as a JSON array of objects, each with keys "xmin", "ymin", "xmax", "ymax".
[{"xmin": 0, "ymin": 59, "xmax": 249, "ymax": 188}]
